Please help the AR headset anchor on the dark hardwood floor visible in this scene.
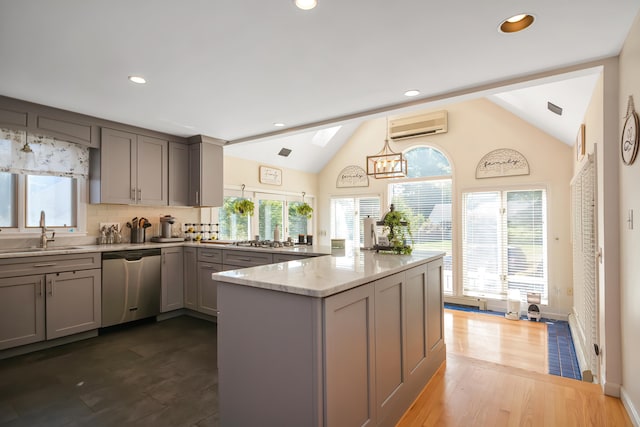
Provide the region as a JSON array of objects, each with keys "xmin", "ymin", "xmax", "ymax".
[{"xmin": 0, "ymin": 316, "xmax": 218, "ymax": 427}]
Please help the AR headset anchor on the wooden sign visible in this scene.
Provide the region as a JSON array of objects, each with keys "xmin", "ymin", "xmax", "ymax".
[{"xmin": 476, "ymin": 148, "xmax": 529, "ymax": 179}]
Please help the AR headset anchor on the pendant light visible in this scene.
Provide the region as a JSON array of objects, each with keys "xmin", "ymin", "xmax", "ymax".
[{"xmin": 366, "ymin": 118, "xmax": 407, "ymax": 179}]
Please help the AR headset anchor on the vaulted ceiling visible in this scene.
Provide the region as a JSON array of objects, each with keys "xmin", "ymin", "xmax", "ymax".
[{"xmin": 1, "ymin": 1, "xmax": 637, "ymax": 172}]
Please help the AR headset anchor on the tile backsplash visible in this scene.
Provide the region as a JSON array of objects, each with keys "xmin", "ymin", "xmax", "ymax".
[{"xmin": 87, "ymin": 204, "xmax": 202, "ymax": 242}]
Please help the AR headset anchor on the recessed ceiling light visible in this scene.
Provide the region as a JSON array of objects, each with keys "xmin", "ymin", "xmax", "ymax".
[
  {"xmin": 274, "ymin": 122, "xmax": 285, "ymax": 127},
  {"xmin": 499, "ymin": 13, "xmax": 535, "ymax": 33},
  {"xmin": 294, "ymin": 0, "xmax": 317, "ymax": 10},
  {"xmin": 404, "ymin": 90, "xmax": 420, "ymax": 97},
  {"xmin": 128, "ymin": 75, "xmax": 147, "ymax": 84}
]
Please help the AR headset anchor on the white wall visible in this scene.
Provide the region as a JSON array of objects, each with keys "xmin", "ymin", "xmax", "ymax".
[
  {"xmin": 618, "ymin": 10, "xmax": 640, "ymax": 424},
  {"xmin": 317, "ymin": 98, "xmax": 574, "ymax": 316}
]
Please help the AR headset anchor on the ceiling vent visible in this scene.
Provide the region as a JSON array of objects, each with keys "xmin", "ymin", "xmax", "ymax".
[{"xmin": 389, "ymin": 110, "xmax": 448, "ymax": 140}]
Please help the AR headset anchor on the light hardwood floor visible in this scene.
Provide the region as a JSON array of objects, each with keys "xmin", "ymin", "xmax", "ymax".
[{"xmin": 396, "ymin": 309, "xmax": 632, "ymax": 427}]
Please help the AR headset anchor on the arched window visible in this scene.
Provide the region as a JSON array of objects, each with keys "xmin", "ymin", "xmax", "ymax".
[
  {"xmin": 404, "ymin": 146, "xmax": 452, "ymax": 178},
  {"xmin": 388, "ymin": 146, "xmax": 453, "ymax": 294}
]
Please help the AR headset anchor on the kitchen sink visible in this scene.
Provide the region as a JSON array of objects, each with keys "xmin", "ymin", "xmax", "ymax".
[{"xmin": 0, "ymin": 246, "xmax": 86, "ymax": 254}]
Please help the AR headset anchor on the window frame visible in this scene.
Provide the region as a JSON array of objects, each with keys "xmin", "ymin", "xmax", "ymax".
[
  {"xmin": 0, "ymin": 173, "xmax": 86, "ymax": 237},
  {"xmin": 330, "ymin": 194, "xmax": 382, "ymax": 249},
  {"xmin": 461, "ymin": 187, "xmax": 549, "ymax": 304},
  {"xmin": 213, "ymin": 186, "xmax": 314, "ymax": 241}
]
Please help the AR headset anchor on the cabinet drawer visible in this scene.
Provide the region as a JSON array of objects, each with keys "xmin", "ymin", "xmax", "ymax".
[
  {"xmin": 222, "ymin": 250, "xmax": 273, "ymax": 267},
  {"xmin": 198, "ymin": 247, "xmax": 222, "ymax": 263},
  {"xmin": 272, "ymin": 253, "xmax": 312, "ymax": 263},
  {"xmin": 0, "ymin": 252, "xmax": 101, "ymax": 279}
]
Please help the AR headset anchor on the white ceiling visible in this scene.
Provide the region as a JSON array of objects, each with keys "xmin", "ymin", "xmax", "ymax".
[{"xmin": 1, "ymin": 1, "xmax": 638, "ymax": 172}]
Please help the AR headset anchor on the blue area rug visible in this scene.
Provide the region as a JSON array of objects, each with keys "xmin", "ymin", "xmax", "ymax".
[{"xmin": 444, "ymin": 303, "xmax": 581, "ymax": 380}]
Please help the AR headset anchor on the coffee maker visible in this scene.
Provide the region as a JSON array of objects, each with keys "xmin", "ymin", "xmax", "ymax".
[{"xmin": 150, "ymin": 215, "xmax": 184, "ymax": 242}]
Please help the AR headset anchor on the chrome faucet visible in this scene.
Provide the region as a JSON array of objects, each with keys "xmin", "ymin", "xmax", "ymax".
[{"xmin": 39, "ymin": 210, "xmax": 55, "ymax": 249}]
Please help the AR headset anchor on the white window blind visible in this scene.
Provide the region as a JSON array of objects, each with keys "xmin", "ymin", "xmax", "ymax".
[
  {"xmin": 330, "ymin": 196, "xmax": 380, "ymax": 248},
  {"xmin": 462, "ymin": 189, "xmax": 548, "ymax": 302},
  {"xmin": 389, "ymin": 179, "xmax": 453, "ymax": 293}
]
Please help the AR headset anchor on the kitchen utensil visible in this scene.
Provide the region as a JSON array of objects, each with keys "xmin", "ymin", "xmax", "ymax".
[{"xmin": 132, "ymin": 217, "xmax": 138, "ymax": 228}]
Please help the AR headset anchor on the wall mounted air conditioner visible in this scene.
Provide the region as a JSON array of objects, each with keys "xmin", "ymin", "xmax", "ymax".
[{"xmin": 389, "ymin": 110, "xmax": 448, "ymax": 140}]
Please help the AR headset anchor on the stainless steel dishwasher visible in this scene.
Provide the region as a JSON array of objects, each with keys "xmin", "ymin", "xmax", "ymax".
[{"xmin": 102, "ymin": 248, "xmax": 161, "ymax": 327}]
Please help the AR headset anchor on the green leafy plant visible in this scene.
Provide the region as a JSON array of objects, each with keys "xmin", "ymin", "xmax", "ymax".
[
  {"xmin": 382, "ymin": 206, "xmax": 413, "ymax": 255},
  {"xmin": 233, "ymin": 198, "xmax": 255, "ymax": 217},
  {"xmin": 295, "ymin": 202, "xmax": 313, "ymax": 219}
]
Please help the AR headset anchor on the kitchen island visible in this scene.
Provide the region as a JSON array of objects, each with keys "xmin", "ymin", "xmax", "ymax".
[{"xmin": 213, "ymin": 249, "xmax": 446, "ymax": 427}]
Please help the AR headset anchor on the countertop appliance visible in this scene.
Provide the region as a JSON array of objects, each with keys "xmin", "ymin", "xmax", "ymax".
[{"xmin": 101, "ymin": 248, "xmax": 161, "ymax": 327}]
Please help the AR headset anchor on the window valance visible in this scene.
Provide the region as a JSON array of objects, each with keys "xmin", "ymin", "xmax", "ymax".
[{"xmin": 0, "ymin": 128, "xmax": 89, "ymax": 178}]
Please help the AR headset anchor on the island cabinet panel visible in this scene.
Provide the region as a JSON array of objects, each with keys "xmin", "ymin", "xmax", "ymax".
[
  {"xmin": 218, "ymin": 283, "xmax": 323, "ymax": 427},
  {"xmin": 374, "ymin": 272, "xmax": 406, "ymax": 426},
  {"xmin": 405, "ymin": 264, "xmax": 428, "ymax": 374},
  {"xmin": 0, "ymin": 275, "xmax": 45, "ymax": 350},
  {"xmin": 161, "ymin": 247, "xmax": 184, "ymax": 312},
  {"xmin": 325, "ymin": 283, "xmax": 376, "ymax": 427},
  {"xmin": 427, "ymin": 257, "xmax": 444, "ymax": 353}
]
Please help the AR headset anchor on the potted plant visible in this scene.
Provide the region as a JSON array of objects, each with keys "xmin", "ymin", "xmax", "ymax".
[
  {"xmin": 295, "ymin": 202, "xmax": 313, "ymax": 219},
  {"xmin": 233, "ymin": 198, "xmax": 255, "ymax": 217},
  {"xmin": 381, "ymin": 204, "xmax": 413, "ymax": 254}
]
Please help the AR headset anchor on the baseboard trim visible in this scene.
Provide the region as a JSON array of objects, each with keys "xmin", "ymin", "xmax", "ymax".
[
  {"xmin": 0, "ymin": 330, "xmax": 98, "ymax": 360},
  {"xmin": 621, "ymin": 387, "xmax": 640, "ymax": 426}
]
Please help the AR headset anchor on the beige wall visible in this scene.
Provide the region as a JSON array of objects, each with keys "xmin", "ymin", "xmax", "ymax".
[
  {"xmin": 317, "ymin": 98, "xmax": 574, "ymax": 317},
  {"xmin": 618, "ymin": 10, "xmax": 640, "ymax": 423}
]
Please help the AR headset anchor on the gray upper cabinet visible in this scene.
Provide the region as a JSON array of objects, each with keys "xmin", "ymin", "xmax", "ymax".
[
  {"xmin": 91, "ymin": 128, "xmax": 168, "ymax": 205},
  {"xmin": 188, "ymin": 135, "xmax": 224, "ymax": 207},
  {"xmin": 168, "ymin": 142, "xmax": 190, "ymax": 206},
  {"xmin": 0, "ymin": 95, "xmax": 99, "ymax": 148}
]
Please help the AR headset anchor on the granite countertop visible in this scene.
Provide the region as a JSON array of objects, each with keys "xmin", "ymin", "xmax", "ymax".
[
  {"xmin": 212, "ymin": 250, "xmax": 445, "ymax": 298},
  {"xmin": 0, "ymin": 241, "xmax": 331, "ymax": 259}
]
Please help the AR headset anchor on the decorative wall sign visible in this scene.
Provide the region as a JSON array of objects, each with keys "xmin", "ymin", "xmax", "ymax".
[
  {"xmin": 336, "ymin": 165, "xmax": 369, "ymax": 188},
  {"xmin": 259, "ymin": 165, "xmax": 282, "ymax": 185},
  {"xmin": 576, "ymin": 124, "xmax": 586, "ymax": 161},
  {"xmin": 621, "ymin": 95, "xmax": 639, "ymax": 166},
  {"xmin": 476, "ymin": 148, "xmax": 530, "ymax": 179}
]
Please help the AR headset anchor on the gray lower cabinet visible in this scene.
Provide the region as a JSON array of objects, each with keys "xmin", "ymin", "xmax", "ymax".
[
  {"xmin": 0, "ymin": 268, "xmax": 101, "ymax": 350},
  {"xmin": 217, "ymin": 258, "xmax": 446, "ymax": 427},
  {"xmin": 0, "ymin": 275, "xmax": 45, "ymax": 351},
  {"xmin": 161, "ymin": 247, "xmax": 184, "ymax": 312},
  {"xmin": 46, "ymin": 269, "xmax": 101, "ymax": 340},
  {"xmin": 198, "ymin": 261, "xmax": 223, "ymax": 316},
  {"xmin": 272, "ymin": 253, "xmax": 313, "ymax": 262},
  {"xmin": 183, "ymin": 247, "xmax": 198, "ymax": 310}
]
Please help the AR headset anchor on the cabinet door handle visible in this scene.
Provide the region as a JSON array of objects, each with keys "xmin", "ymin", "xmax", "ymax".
[
  {"xmin": 131, "ymin": 188, "xmax": 136, "ymax": 201},
  {"xmin": 38, "ymin": 280, "xmax": 44, "ymax": 297},
  {"xmin": 195, "ymin": 191, "xmax": 199, "ymax": 205},
  {"xmin": 138, "ymin": 188, "xmax": 142, "ymax": 201},
  {"xmin": 47, "ymin": 279, "xmax": 53, "ymax": 297},
  {"xmin": 33, "ymin": 263, "xmax": 57, "ymax": 268}
]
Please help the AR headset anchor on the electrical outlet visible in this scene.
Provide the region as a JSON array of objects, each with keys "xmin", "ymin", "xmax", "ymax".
[{"xmin": 567, "ymin": 288, "xmax": 573, "ymax": 296}]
